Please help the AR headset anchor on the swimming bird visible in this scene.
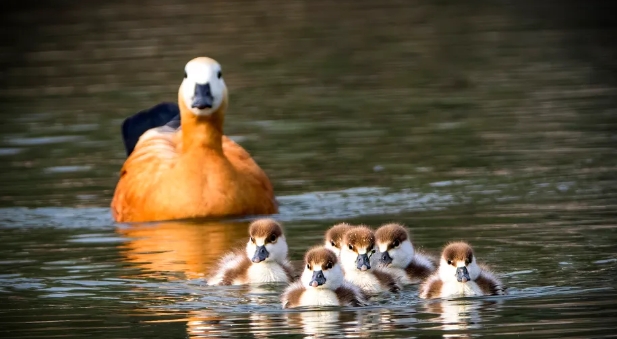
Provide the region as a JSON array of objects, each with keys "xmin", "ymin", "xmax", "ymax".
[
  {"xmin": 111, "ymin": 57, "xmax": 277, "ymax": 222},
  {"xmin": 375, "ymin": 223, "xmax": 436, "ymax": 285},
  {"xmin": 207, "ymin": 219, "xmax": 294, "ymax": 285},
  {"xmin": 339, "ymin": 226, "xmax": 401, "ymax": 294},
  {"xmin": 419, "ymin": 241, "xmax": 505, "ymax": 299},
  {"xmin": 324, "ymin": 223, "xmax": 355, "ymax": 257},
  {"xmin": 282, "ymin": 246, "xmax": 367, "ymax": 308}
]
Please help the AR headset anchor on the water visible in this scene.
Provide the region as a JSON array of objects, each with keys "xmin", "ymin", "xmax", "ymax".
[{"xmin": 1, "ymin": 0, "xmax": 616, "ymax": 338}]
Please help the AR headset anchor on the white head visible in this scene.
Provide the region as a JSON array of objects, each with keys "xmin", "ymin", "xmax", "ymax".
[
  {"xmin": 301, "ymin": 247, "xmax": 344, "ymax": 290},
  {"xmin": 324, "ymin": 223, "xmax": 354, "ymax": 257},
  {"xmin": 180, "ymin": 57, "xmax": 227, "ymax": 116},
  {"xmin": 375, "ymin": 223, "xmax": 415, "ymax": 269},
  {"xmin": 339, "ymin": 226, "xmax": 377, "ymax": 272},
  {"xmin": 438, "ymin": 242, "xmax": 482, "ymax": 283},
  {"xmin": 245, "ymin": 219, "xmax": 288, "ymax": 264}
]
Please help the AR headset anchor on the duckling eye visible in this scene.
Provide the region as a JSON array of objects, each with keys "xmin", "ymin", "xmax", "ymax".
[
  {"xmin": 348, "ymin": 244, "xmax": 353, "ymax": 250},
  {"xmin": 447, "ymin": 260, "xmax": 452, "ymax": 265},
  {"xmin": 306, "ymin": 264, "xmax": 311, "ymax": 270},
  {"xmin": 393, "ymin": 240, "xmax": 400, "ymax": 247},
  {"xmin": 326, "ymin": 262, "xmax": 333, "ymax": 269},
  {"xmin": 217, "ymin": 71, "xmax": 222, "ymax": 79},
  {"xmin": 250, "ymin": 237, "xmax": 255, "ymax": 243},
  {"xmin": 269, "ymin": 234, "xmax": 277, "ymax": 243},
  {"xmin": 330, "ymin": 240, "xmax": 336, "ymax": 247},
  {"xmin": 184, "ymin": 71, "xmax": 187, "ymax": 79}
]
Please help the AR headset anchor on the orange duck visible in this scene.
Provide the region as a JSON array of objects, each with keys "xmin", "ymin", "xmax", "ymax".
[{"xmin": 111, "ymin": 57, "xmax": 277, "ymax": 222}]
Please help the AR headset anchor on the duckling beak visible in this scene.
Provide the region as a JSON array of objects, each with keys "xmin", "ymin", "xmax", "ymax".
[
  {"xmin": 252, "ymin": 245, "xmax": 269, "ymax": 263},
  {"xmin": 192, "ymin": 83, "xmax": 213, "ymax": 109},
  {"xmin": 309, "ymin": 270, "xmax": 326, "ymax": 287},
  {"xmin": 380, "ymin": 251, "xmax": 393, "ymax": 266},
  {"xmin": 356, "ymin": 253, "xmax": 371, "ymax": 271},
  {"xmin": 456, "ymin": 266, "xmax": 471, "ymax": 283}
]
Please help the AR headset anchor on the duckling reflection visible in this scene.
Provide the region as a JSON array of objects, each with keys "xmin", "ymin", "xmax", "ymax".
[
  {"xmin": 116, "ymin": 220, "xmax": 248, "ymax": 279},
  {"xmin": 423, "ymin": 299, "xmax": 502, "ymax": 339},
  {"xmin": 285, "ymin": 309, "xmax": 345, "ymax": 338},
  {"xmin": 186, "ymin": 309, "xmax": 235, "ymax": 339}
]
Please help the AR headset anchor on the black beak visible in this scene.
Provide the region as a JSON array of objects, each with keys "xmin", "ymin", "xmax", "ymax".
[
  {"xmin": 456, "ymin": 266, "xmax": 471, "ymax": 283},
  {"xmin": 356, "ymin": 253, "xmax": 371, "ymax": 271},
  {"xmin": 309, "ymin": 270, "xmax": 326, "ymax": 287},
  {"xmin": 192, "ymin": 83, "xmax": 214, "ymax": 109},
  {"xmin": 380, "ymin": 251, "xmax": 393, "ymax": 266},
  {"xmin": 252, "ymin": 245, "xmax": 269, "ymax": 263}
]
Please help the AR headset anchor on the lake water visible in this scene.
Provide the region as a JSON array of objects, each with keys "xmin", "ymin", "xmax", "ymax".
[{"xmin": 1, "ymin": 1, "xmax": 616, "ymax": 338}]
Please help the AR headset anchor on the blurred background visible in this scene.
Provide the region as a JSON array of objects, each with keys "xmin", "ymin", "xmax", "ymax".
[{"xmin": 0, "ymin": 0, "xmax": 615, "ymax": 338}]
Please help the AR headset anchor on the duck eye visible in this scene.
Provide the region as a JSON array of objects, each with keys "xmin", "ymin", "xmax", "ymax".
[
  {"xmin": 250, "ymin": 237, "xmax": 255, "ymax": 243},
  {"xmin": 184, "ymin": 71, "xmax": 187, "ymax": 79},
  {"xmin": 269, "ymin": 234, "xmax": 277, "ymax": 242},
  {"xmin": 348, "ymin": 244, "xmax": 353, "ymax": 250},
  {"xmin": 447, "ymin": 260, "xmax": 452, "ymax": 265},
  {"xmin": 393, "ymin": 240, "xmax": 399, "ymax": 247},
  {"xmin": 330, "ymin": 240, "xmax": 335, "ymax": 246},
  {"xmin": 306, "ymin": 264, "xmax": 310, "ymax": 270},
  {"xmin": 326, "ymin": 262, "xmax": 333, "ymax": 269},
  {"xmin": 217, "ymin": 71, "xmax": 222, "ymax": 79}
]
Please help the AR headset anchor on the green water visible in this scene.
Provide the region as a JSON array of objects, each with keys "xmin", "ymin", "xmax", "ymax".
[{"xmin": 0, "ymin": 0, "xmax": 616, "ymax": 338}]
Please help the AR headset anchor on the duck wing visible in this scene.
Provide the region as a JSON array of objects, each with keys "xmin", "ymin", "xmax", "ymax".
[{"xmin": 121, "ymin": 102, "xmax": 180, "ymax": 156}]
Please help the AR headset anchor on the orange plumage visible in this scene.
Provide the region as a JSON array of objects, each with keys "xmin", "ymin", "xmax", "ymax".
[{"xmin": 111, "ymin": 57, "xmax": 277, "ymax": 222}]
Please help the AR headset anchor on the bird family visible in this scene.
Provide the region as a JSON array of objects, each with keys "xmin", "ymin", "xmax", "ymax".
[
  {"xmin": 206, "ymin": 218, "xmax": 505, "ymax": 308},
  {"xmin": 109, "ymin": 57, "xmax": 506, "ymax": 309}
]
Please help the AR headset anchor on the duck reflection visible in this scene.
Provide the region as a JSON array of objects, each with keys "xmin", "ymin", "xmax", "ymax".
[
  {"xmin": 424, "ymin": 298, "xmax": 502, "ymax": 339},
  {"xmin": 116, "ymin": 219, "xmax": 248, "ymax": 279},
  {"xmin": 285, "ymin": 309, "xmax": 344, "ymax": 338}
]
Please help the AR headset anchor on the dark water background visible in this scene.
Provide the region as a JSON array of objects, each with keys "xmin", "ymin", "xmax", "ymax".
[{"xmin": 0, "ymin": 0, "xmax": 616, "ymax": 338}]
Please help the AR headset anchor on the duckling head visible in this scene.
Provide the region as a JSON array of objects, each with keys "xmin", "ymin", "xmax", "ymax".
[
  {"xmin": 180, "ymin": 57, "xmax": 228, "ymax": 116},
  {"xmin": 438, "ymin": 242, "xmax": 481, "ymax": 283},
  {"xmin": 340, "ymin": 226, "xmax": 377, "ymax": 272},
  {"xmin": 324, "ymin": 223, "xmax": 354, "ymax": 256},
  {"xmin": 245, "ymin": 219, "xmax": 288, "ymax": 264},
  {"xmin": 375, "ymin": 223, "xmax": 415, "ymax": 269},
  {"xmin": 301, "ymin": 247, "xmax": 344, "ymax": 290}
]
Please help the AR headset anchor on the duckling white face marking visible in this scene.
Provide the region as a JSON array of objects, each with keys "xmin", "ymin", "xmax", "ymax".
[
  {"xmin": 340, "ymin": 242, "xmax": 376, "ymax": 272},
  {"xmin": 301, "ymin": 263, "xmax": 344, "ymax": 290},
  {"xmin": 439, "ymin": 257, "xmax": 481, "ymax": 283},
  {"xmin": 181, "ymin": 58, "xmax": 227, "ymax": 116},
  {"xmin": 246, "ymin": 235, "xmax": 288, "ymax": 264},
  {"xmin": 377, "ymin": 239, "xmax": 415, "ymax": 269},
  {"xmin": 324, "ymin": 241, "xmax": 340, "ymax": 257}
]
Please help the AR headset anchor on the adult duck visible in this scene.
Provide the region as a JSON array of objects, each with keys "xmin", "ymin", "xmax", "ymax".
[{"xmin": 111, "ymin": 57, "xmax": 277, "ymax": 222}]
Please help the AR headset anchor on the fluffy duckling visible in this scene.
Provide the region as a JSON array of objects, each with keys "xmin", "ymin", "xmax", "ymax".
[
  {"xmin": 111, "ymin": 57, "xmax": 277, "ymax": 222},
  {"xmin": 420, "ymin": 241, "xmax": 505, "ymax": 299},
  {"xmin": 207, "ymin": 219, "xmax": 294, "ymax": 285},
  {"xmin": 324, "ymin": 223, "xmax": 355, "ymax": 256},
  {"xmin": 375, "ymin": 223, "xmax": 436, "ymax": 285},
  {"xmin": 281, "ymin": 247, "xmax": 367, "ymax": 308},
  {"xmin": 339, "ymin": 226, "xmax": 401, "ymax": 294}
]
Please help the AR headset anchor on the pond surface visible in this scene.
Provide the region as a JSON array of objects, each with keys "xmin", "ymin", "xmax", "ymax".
[{"xmin": 1, "ymin": 0, "xmax": 616, "ymax": 338}]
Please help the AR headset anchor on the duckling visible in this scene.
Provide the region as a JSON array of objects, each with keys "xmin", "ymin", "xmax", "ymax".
[
  {"xmin": 207, "ymin": 219, "xmax": 294, "ymax": 285},
  {"xmin": 375, "ymin": 223, "xmax": 436, "ymax": 285},
  {"xmin": 282, "ymin": 247, "xmax": 367, "ymax": 308},
  {"xmin": 324, "ymin": 222, "xmax": 355, "ymax": 257},
  {"xmin": 111, "ymin": 57, "xmax": 277, "ymax": 222},
  {"xmin": 419, "ymin": 241, "xmax": 505, "ymax": 299},
  {"xmin": 339, "ymin": 226, "xmax": 401, "ymax": 294}
]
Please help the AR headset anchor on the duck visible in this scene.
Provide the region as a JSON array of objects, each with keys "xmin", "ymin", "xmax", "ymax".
[
  {"xmin": 324, "ymin": 222, "xmax": 355, "ymax": 257},
  {"xmin": 111, "ymin": 57, "xmax": 277, "ymax": 222},
  {"xmin": 207, "ymin": 219, "xmax": 294, "ymax": 285},
  {"xmin": 281, "ymin": 246, "xmax": 366, "ymax": 308},
  {"xmin": 374, "ymin": 223, "xmax": 436, "ymax": 285},
  {"xmin": 419, "ymin": 241, "xmax": 505, "ymax": 299},
  {"xmin": 339, "ymin": 226, "xmax": 401, "ymax": 294}
]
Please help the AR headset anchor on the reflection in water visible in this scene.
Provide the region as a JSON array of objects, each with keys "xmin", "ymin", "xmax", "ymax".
[
  {"xmin": 424, "ymin": 299, "xmax": 502, "ymax": 338},
  {"xmin": 285, "ymin": 309, "xmax": 342, "ymax": 337},
  {"xmin": 116, "ymin": 220, "xmax": 250, "ymax": 279}
]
